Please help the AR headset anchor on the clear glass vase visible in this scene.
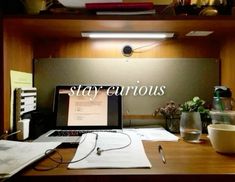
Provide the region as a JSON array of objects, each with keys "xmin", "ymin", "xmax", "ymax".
[
  {"xmin": 165, "ymin": 115, "xmax": 180, "ymax": 133},
  {"xmin": 180, "ymin": 112, "xmax": 202, "ymax": 142}
]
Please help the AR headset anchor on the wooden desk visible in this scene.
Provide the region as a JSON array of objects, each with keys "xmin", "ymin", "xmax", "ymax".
[{"xmin": 13, "ymin": 135, "xmax": 235, "ymax": 182}]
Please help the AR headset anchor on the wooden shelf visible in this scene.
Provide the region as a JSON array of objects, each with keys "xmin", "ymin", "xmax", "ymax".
[{"xmin": 4, "ymin": 15, "xmax": 235, "ymax": 39}]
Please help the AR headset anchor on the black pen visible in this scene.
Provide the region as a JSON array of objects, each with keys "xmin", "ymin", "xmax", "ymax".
[{"xmin": 158, "ymin": 145, "xmax": 166, "ymax": 164}]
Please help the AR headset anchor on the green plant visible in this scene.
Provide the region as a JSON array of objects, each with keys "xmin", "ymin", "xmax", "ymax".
[{"xmin": 180, "ymin": 96, "xmax": 209, "ymax": 114}]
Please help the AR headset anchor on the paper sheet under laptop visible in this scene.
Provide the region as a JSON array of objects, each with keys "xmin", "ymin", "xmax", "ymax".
[
  {"xmin": 124, "ymin": 128, "xmax": 179, "ymax": 141},
  {"xmin": 68, "ymin": 131, "xmax": 151, "ymax": 169}
]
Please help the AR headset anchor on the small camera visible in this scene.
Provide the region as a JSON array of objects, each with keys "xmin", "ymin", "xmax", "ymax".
[{"xmin": 122, "ymin": 45, "xmax": 133, "ymax": 57}]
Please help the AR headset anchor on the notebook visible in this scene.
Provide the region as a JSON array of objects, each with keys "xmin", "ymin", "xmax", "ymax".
[{"xmin": 34, "ymin": 85, "xmax": 122, "ymax": 143}]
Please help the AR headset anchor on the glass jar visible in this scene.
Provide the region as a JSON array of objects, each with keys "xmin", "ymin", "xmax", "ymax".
[
  {"xmin": 165, "ymin": 115, "xmax": 180, "ymax": 133},
  {"xmin": 180, "ymin": 112, "xmax": 202, "ymax": 142}
]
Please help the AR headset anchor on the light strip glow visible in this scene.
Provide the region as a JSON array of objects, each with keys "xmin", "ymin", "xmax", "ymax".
[
  {"xmin": 186, "ymin": 31, "xmax": 214, "ymax": 37},
  {"xmin": 81, "ymin": 32, "xmax": 174, "ymax": 39}
]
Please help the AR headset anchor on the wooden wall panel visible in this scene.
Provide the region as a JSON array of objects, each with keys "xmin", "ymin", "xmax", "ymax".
[
  {"xmin": 3, "ymin": 25, "xmax": 33, "ymax": 132},
  {"xmin": 0, "ymin": 18, "xmax": 3, "ymax": 133},
  {"xmin": 220, "ymin": 38, "xmax": 235, "ymax": 97},
  {"xmin": 34, "ymin": 38, "xmax": 220, "ymax": 58}
]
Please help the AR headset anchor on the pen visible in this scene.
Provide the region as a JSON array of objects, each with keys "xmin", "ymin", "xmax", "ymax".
[
  {"xmin": 0, "ymin": 130, "xmax": 21, "ymax": 139},
  {"xmin": 158, "ymin": 145, "xmax": 166, "ymax": 164}
]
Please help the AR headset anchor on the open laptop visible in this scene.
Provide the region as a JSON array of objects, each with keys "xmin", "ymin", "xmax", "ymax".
[{"xmin": 34, "ymin": 85, "xmax": 122, "ymax": 143}]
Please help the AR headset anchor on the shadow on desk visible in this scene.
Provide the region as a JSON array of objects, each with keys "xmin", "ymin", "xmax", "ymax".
[{"xmin": 11, "ymin": 174, "xmax": 235, "ymax": 182}]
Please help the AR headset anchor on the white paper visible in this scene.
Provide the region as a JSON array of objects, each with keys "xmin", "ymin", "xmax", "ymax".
[
  {"xmin": 0, "ymin": 140, "xmax": 61, "ymax": 179},
  {"xmin": 68, "ymin": 131, "xmax": 151, "ymax": 169},
  {"xmin": 124, "ymin": 128, "xmax": 179, "ymax": 141},
  {"xmin": 96, "ymin": 9, "xmax": 156, "ymax": 15},
  {"xmin": 58, "ymin": 0, "xmax": 122, "ymax": 8},
  {"xmin": 68, "ymin": 90, "xmax": 107, "ymax": 126}
]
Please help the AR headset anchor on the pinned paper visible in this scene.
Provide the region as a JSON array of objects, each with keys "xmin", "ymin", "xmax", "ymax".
[{"xmin": 10, "ymin": 70, "xmax": 32, "ymax": 130}]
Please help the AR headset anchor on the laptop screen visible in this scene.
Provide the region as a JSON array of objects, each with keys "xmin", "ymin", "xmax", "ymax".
[{"xmin": 53, "ymin": 85, "xmax": 122, "ymax": 129}]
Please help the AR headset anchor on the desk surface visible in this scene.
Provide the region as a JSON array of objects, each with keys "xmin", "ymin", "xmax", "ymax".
[{"xmin": 15, "ymin": 135, "xmax": 235, "ymax": 181}]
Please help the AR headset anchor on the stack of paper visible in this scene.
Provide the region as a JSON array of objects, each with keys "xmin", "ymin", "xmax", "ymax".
[
  {"xmin": 85, "ymin": 2, "xmax": 156, "ymax": 16},
  {"xmin": 124, "ymin": 128, "xmax": 179, "ymax": 141},
  {"xmin": 58, "ymin": 0, "xmax": 122, "ymax": 8},
  {"xmin": 0, "ymin": 140, "xmax": 60, "ymax": 179},
  {"xmin": 68, "ymin": 131, "xmax": 151, "ymax": 169}
]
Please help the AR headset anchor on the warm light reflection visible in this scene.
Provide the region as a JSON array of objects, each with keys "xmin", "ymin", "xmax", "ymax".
[
  {"xmin": 90, "ymin": 40, "xmax": 161, "ymax": 52},
  {"xmin": 81, "ymin": 32, "xmax": 174, "ymax": 39}
]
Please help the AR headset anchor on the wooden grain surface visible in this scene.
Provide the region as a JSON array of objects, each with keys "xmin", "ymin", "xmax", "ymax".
[
  {"xmin": 33, "ymin": 38, "xmax": 219, "ymax": 58},
  {"xmin": 4, "ymin": 16, "xmax": 235, "ymax": 39},
  {"xmin": 14, "ymin": 135, "xmax": 235, "ymax": 182},
  {"xmin": 3, "ymin": 24, "xmax": 33, "ymax": 132},
  {"xmin": 0, "ymin": 17, "xmax": 3, "ymax": 133},
  {"xmin": 220, "ymin": 37, "xmax": 235, "ymax": 97}
]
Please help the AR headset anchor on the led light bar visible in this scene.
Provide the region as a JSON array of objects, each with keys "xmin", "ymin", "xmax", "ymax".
[{"xmin": 81, "ymin": 32, "xmax": 174, "ymax": 39}]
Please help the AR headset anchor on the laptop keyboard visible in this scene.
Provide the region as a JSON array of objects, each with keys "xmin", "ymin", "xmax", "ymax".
[
  {"xmin": 48, "ymin": 130, "xmax": 117, "ymax": 137},
  {"xmin": 49, "ymin": 130, "xmax": 91, "ymax": 137}
]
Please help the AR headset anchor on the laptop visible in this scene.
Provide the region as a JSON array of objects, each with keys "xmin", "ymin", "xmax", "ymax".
[{"xmin": 34, "ymin": 85, "xmax": 122, "ymax": 143}]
